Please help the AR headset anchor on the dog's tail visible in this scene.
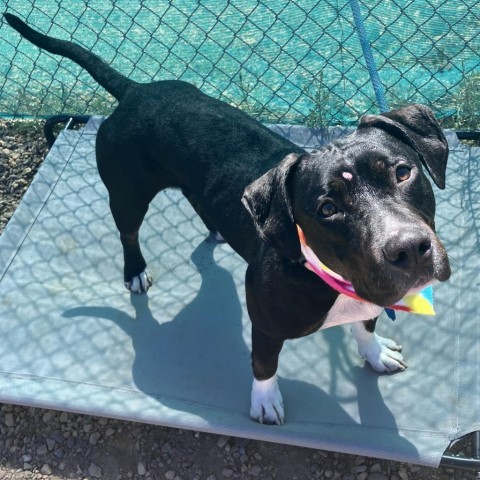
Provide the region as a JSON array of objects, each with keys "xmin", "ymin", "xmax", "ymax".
[{"xmin": 3, "ymin": 13, "xmax": 135, "ymax": 100}]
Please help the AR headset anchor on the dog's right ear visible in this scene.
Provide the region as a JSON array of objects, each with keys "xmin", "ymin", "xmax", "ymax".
[{"xmin": 242, "ymin": 152, "xmax": 303, "ymax": 261}]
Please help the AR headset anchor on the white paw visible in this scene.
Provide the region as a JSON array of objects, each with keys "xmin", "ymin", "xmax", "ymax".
[
  {"xmin": 125, "ymin": 270, "xmax": 152, "ymax": 294},
  {"xmin": 358, "ymin": 332, "xmax": 407, "ymax": 373},
  {"xmin": 250, "ymin": 375, "xmax": 284, "ymax": 425}
]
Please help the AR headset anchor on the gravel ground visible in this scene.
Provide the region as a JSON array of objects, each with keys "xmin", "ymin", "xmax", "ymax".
[{"xmin": 0, "ymin": 119, "xmax": 474, "ymax": 480}]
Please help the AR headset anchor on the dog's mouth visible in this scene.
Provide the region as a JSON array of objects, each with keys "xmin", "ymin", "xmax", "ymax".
[
  {"xmin": 351, "ymin": 258, "xmax": 450, "ymax": 307},
  {"xmin": 354, "ymin": 277, "xmax": 433, "ymax": 307}
]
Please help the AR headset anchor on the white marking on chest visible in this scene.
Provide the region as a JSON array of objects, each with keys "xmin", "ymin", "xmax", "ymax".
[{"xmin": 321, "ymin": 294, "xmax": 383, "ymax": 330}]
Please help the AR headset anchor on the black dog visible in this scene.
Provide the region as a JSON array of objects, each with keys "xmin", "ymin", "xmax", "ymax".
[{"xmin": 5, "ymin": 13, "xmax": 451, "ymax": 425}]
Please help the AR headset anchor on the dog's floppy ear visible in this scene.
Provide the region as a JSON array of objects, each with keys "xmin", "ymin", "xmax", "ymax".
[
  {"xmin": 359, "ymin": 104, "xmax": 448, "ymax": 189},
  {"xmin": 242, "ymin": 153, "xmax": 303, "ymax": 261}
]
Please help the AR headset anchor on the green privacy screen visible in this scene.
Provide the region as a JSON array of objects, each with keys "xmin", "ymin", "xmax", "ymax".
[{"xmin": 1, "ymin": 1, "xmax": 479, "ymax": 130}]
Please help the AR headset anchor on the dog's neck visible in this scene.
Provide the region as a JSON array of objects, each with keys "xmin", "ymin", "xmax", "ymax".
[{"xmin": 296, "ymin": 225, "xmax": 435, "ymax": 318}]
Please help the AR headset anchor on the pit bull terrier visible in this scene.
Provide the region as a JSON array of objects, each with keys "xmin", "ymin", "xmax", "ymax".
[{"xmin": 4, "ymin": 13, "xmax": 451, "ymax": 425}]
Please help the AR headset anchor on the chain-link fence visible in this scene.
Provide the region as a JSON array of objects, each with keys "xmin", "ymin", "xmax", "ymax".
[{"xmin": 1, "ymin": 0, "xmax": 479, "ymax": 130}]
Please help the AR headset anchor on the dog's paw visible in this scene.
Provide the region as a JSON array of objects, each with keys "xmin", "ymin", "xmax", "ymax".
[
  {"xmin": 250, "ymin": 375, "xmax": 284, "ymax": 425},
  {"xmin": 357, "ymin": 332, "xmax": 407, "ymax": 373},
  {"xmin": 125, "ymin": 271, "xmax": 152, "ymax": 294}
]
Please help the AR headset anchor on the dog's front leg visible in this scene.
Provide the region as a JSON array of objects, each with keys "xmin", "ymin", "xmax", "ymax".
[
  {"xmin": 351, "ymin": 319, "xmax": 407, "ymax": 372},
  {"xmin": 250, "ymin": 327, "xmax": 285, "ymax": 425}
]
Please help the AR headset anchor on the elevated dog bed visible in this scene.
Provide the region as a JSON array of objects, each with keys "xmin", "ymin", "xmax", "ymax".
[{"xmin": 0, "ymin": 117, "xmax": 478, "ymax": 467}]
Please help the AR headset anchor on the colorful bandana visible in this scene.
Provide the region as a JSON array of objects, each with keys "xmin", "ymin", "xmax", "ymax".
[{"xmin": 297, "ymin": 225, "xmax": 435, "ymax": 319}]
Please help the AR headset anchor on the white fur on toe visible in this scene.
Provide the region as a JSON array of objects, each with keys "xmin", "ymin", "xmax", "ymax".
[
  {"xmin": 214, "ymin": 231, "xmax": 225, "ymax": 242},
  {"xmin": 351, "ymin": 322, "xmax": 407, "ymax": 372},
  {"xmin": 125, "ymin": 270, "xmax": 152, "ymax": 294},
  {"xmin": 250, "ymin": 375, "xmax": 284, "ymax": 425}
]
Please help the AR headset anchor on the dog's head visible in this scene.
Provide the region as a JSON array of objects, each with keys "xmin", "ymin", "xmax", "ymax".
[{"xmin": 242, "ymin": 104, "xmax": 451, "ymax": 306}]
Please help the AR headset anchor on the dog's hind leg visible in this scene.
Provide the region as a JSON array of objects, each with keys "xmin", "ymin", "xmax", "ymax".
[
  {"xmin": 96, "ymin": 124, "xmax": 176, "ymax": 293},
  {"xmin": 108, "ymin": 190, "xmax": 153, "ymax": 294},
  {"xmin": 106, "ymin": 173, "xmax": 179, "ymax": 293},
  {"xmin": 182, "ymin": 188, "xmax": 225, "ymax": 243}
]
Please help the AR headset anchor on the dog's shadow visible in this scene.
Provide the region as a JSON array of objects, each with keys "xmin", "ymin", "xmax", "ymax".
[
  {"xmin": 63, "ymin": 239, "xmax": 417, "ymax": 458},
  {"xmin": 64, "ymin": 238, "xmax": 253, "ymax": 413}
]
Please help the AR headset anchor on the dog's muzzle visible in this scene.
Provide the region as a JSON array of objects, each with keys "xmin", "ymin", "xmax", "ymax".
[{"xmin": 297, "ymin": 225, "xmax": 435, "ymax": 316}]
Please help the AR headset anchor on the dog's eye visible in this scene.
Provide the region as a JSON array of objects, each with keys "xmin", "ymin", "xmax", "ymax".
[
  {"xmin": 319, "ymin": 201, "xmax": 338, "ymax": 218},
  {"xmin": 396, "ymin": 165, "xmax": 412, "ymax": 183}
]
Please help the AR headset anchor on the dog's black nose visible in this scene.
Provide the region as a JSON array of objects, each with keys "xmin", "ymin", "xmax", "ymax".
[{"xmin": 383, "ymin": 229, "xmax": 432, "ymax": 271}]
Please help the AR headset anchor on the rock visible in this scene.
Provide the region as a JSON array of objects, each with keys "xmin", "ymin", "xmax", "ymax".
[
  {"xmin": 162, "ymin": 442, "xmax": 172, "ymax": 453},
  {"xmin": 4, "ymin": 414, "xmax": 14, "ymax": 427},
  {"xmin": 234, "ymin": 437, "xmax": 250, "ymax": 448},
  {"xmin": 37, "ymin": 444, "xmax": 48, "ymax": 456},
  {"xmin": 398, "ymin": 468, "xmax": 409, "ymax": 480},
  {"xmin": 221, "ymin": 468, "xmax": 234, "ymax": 478},
  {"xmin": 88, "ymin": 463, "xmax": 103, "ymax": 478},
  {"xmin": 54, "ymin": 448, "xmax": 65, "ymax": 459},
  {"xmin": 217, "ymin": 436, "xmax": 229, "ymax": 448},
  {"xmin": 42, "ymin": 411, "xmax": 56, "ymax": 423},
  {"xmin": 40, "ymin": 464, "xmax": 53, "ymax": 475},
  {"xmin": 368, "ymin": 473, "xmax": 387, "ymax": 480},
  {"xmin": 138, "ymin": 462, "xmax": 146, "ymax": 476},
  {"xmin": 165, "ymin": 471, "xmax": 176, "ymax": 480},
  {"xmin": 248, "ymin": 465, "xmax": 262, "ymax": 477},
  {"xmin": 352, "ymin": 465, "xmax": 367, "ymax": 473},
  {"xmin": 89, "ymin": 432, "xmax": 101, "ymax": 445}
]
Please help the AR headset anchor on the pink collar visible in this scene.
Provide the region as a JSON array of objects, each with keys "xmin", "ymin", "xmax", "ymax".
[{"xmin": 297, "ymin": 225, "xmax": 435, "ymax": 317}]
